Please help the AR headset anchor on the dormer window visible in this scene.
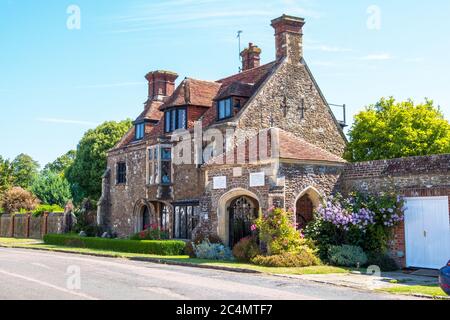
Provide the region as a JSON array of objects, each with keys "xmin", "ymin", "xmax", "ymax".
[
  {"xmin": 218, "ymin": 98, "xmax": 232, "ymax": 120},
  {"xmin": 135, "ymin": 123, "xmax": 145, "ymax": 140},
  {"xmin": 164, "ymin": 107, "xmax": 187, "ymax": 133}
]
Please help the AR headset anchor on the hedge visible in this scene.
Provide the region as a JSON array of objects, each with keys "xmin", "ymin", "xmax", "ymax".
[{"xmin": 43, "ymin": 234, "xmax": 186, "ymax": 256}]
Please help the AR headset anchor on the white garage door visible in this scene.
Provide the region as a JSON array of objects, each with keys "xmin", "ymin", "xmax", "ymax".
[{"xmin": 405, "ymin": 197, "xmax": 450, "ymax": 269}]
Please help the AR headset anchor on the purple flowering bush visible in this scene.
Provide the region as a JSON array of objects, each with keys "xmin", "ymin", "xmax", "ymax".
[{"xmin": 304, "ymin": 192, "xmax": 405, "ymax": 260}]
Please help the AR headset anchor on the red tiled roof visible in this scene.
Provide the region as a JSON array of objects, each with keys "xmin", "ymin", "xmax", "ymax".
[
  {"xmin": 204, "ymin": 128, "xmax": 346, "ymax": 166},
  {"xmin": 159, "ymin": 78, "xmax": 221, "ymax": 110},
  {"xmin": 277, "ymin": 129, "xmax": 346, "ymax": 163},
  {"xmin": 217, "ymin": 62, "xmax": 276, "ymax": 87}
]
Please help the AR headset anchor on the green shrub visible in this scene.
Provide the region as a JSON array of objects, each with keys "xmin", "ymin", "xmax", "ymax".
[
  {"xmin": 232, "ymin": 236, "xmax": 261, "ymax": 262},
  {"xmin": 193, "ymin": 232, "xmax": 223, "ymax": 245},
  {"xmin": 43, "ymin": 234, "xmax": 186, "ymax": 256},
  {"xmin": 328, "ymin": 245, "xmax": 368, "ymax": 267},
  {"xmin": 32, "ymin": 204, "xmax": 65, "ymax": 217},
  {"xmin": 367, "ymin": 252, "xmax": 400, "ymax": 271},
  {"xmin": 193, "ymin": 240, "xmax": 234, "ymax": 261},
  {"xmin": 255, "ymin": 208, "xmax": 309, "ymax": 255},
  {"xmin": 252, "ymin": 251, "xmax": 321, "ymax": 268}
]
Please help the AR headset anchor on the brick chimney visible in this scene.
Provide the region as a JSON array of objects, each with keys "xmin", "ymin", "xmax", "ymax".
[
  {"xmin": 145, "ymin": 70, "xmax": 178, "ymax": 101},
  {"xmin": 240, "ymin": 43, "xmax": 261, "ymax": 71},
  {"xmin": 271, "ymin": 15, "xmax": 305, "ymax": 63}
]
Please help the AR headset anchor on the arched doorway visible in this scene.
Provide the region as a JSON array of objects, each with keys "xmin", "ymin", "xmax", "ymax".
[
  {"xmin": 296, "ymin": 195, "xmax": 314, "ymax": 230},
  {"xmin": 141, "ymin": 205, "xmax": 151, "ymax": 230},
  {"xmin": 228, "ymin": 196, "xmax": 259, "ymax": 247},
  {"xmin": 294, "ymin": 187, "xmax": 322, "ymax": 230}
]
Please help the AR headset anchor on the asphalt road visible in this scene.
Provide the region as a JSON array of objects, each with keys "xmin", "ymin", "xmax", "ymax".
[{"xmin": 0, "ymin": 247, "xmax": 417, "ymax": 300}]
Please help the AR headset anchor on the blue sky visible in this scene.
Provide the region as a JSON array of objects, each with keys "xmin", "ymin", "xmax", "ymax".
[{"xmin": 1, "ymin": 0, "xmax": 449, "ymax": 166}]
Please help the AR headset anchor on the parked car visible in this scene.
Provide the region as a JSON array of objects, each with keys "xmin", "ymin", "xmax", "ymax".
[{"xmin": 440, "ymin": 260, "xmax": 450, "ymax": 295}]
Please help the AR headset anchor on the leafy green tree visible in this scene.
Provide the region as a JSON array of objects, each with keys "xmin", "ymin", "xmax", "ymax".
[
  {"xmin": 10, "ymin": 154, "xmax": 40, "ymax": 189},
  {"xmin": 44, "ymin": 150, "xmax": 76, "ymax": 176},
  {"xmin": 67, "ymin": 120, "xmax": 132, "ymax": 203},
  {"xmin": 0, "ymin": 156, "xmax": 14, "ymax": 195},
  {"xmin": 31, "ymin": 170, "xmax": 72, "ymax": 207},
  {"xmin": 345, "ymin": 97, "xmax": 450, "ymax": 162}
]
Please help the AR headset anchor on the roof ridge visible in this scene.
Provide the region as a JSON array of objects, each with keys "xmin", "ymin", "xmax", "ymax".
[{"xmin": 217, "ymin": 61, "xmax": 276, "ymax": 83}]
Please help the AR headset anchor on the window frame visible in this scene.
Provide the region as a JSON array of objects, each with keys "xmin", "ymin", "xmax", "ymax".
[
  {"xmin": 116, "ymin": 162, "xmax": 127, "ymax": 185},
  {"xmin": 135, "ymin": 122, "xmax": 145, "ymax": 140},
  {"xmin": 173, "ymin": 204, "xmax": 199, "ymax": 240},
  {"xmin": 164, "ymin": 107, "xmax": 188, "ymax": 133},
  {"xmin": 217, "ymin": 98, "xmax": 233, "ymax": 121},
  {"xmin": 148, "ymin": 144, "xmax": 172, "ymax": 186}
]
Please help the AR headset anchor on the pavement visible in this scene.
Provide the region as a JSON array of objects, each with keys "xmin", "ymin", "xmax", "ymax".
[
  {"xmin": 281, "ymin": 271, "xmax": 439, "ymax": 291},
  {"xmin": 0, "ymin": 247, "xmax": 422, "ymax": 300}
]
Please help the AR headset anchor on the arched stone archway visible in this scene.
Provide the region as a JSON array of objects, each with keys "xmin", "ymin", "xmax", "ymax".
[
  {"xmin": 133, "ymin": 199, "xmax": 156, "ymax": 233},
  {"xmin": 217, "ymin": 188, "xmax": 261, "ymax": 247},
  {"xmin": 294, "ymin": 187, "xmax": 322, "ymax": 230}
]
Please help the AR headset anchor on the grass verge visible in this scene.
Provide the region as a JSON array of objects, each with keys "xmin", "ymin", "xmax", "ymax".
[
  {"xmin": 379, "ymin": 285, "xmax": 448, "ymax": 299},
  {"xmin": 0, "ymin": 237, "xmax": 349, "ymax": 276}
]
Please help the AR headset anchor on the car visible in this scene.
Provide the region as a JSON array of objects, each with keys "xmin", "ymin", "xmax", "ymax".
[{"xmin": 440, "ymin": 260, "xmax": 450, "ymax": 295}]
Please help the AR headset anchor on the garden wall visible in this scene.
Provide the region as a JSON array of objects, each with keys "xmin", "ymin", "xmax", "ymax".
[
  {"xmin": 0, "ymin": 213, "xmax": 65, "ymax": 239},
  {"xmin": 342, "ymin": 154, "xmax": 450, "ymax": 267}
]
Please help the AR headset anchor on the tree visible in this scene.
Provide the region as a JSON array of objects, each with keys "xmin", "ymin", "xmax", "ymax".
[
  {"xmin": 10, "ymin": 154, "xmax": 40, "ymax": 189},
  {"xmin": 0, "ymin": 187, "xmax": 40, "ymax": 214},
  {"xmin": 0, "ymin": 156, "xmax": 13, "ymax": 195},
  {"xmin": 44, "ymin": 150, "xmax": 76, "ymax": 176},
  {"xmin": 345, "ymin": 97, "xmax": 450, "ymax": 162},
  {"xmin": 66, "ymin": 120, "xmax": 132, "ymax": 203},
  {"xmin": 31, "ymin": 170, "xmax": 72, "ymax": 207}
]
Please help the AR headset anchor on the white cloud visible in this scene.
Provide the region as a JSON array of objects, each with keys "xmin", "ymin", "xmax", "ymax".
[
  {"xmin": 405, "ymin": 57, "xmax": 424, "ymax": 63},
  {"xmin": 360, "ymin": 53, "xmax": 392, "ymax": 61},
  {"xmin": 74, "ymin": 82, "xmax": 146, "ymax": 89},
  {"xmin": 307, "ymin": 45, "xmax": 352, "ymax": 52},
  {"xmin": 37, "ymin": 118, "xmax": 98, "ymax": 126}
]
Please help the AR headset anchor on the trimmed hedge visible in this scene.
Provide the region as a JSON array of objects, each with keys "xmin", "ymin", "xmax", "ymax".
[{"xmin": 44, "ymin": 234, "xmax": 186, "ymax": 256}]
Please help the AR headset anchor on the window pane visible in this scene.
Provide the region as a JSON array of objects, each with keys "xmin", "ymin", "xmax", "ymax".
[
  {"xmin": 161, "ymin": 161, "xmax": 171, "ymax": 184},
  {"xmin": 161, "ymin": 148, "xmax": 171, "ymax": 160},
  {"xmin": 171, "ymin": 110, "xmax": 177, "ymax": 132},
  {"xmin": 226, "ymin": 99, "xmax": 232, "ymax": 117},
  {"xmin": 178, "ymin": 109, "xmax": 186, "ymax": 129},
  {"xmin": 174, "ymin": 207, "xmax": 180, "ymax": 239},
  {"xmin": 180, "ymin": 207, "xmax": 187, "ymax": 239},
  {"xmin": 165, "ymin": 112, "xmax": 171, "ymax": 132},
  {"xmin": 149, "ymin": 148, "xmax": 153, "ymax": 160},
  {"xmin": 218, "ymin": 101, "xmax": 225, "ymax": 119}
]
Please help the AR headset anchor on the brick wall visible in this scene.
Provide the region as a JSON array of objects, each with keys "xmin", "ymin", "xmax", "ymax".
[{"xmin": 343, "ymin": 154, "xmax": 450, "ymax": 267}]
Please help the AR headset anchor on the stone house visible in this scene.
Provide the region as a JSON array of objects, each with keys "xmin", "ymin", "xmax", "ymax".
[{"xmin": 99, "ymin": 15, "xmax": 449, "ymax": 269}]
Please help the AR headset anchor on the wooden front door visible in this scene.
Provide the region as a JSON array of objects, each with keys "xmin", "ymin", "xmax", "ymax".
[{"xmin": 296, "ymin": 195, "xmax": 314, "ymax": 230}]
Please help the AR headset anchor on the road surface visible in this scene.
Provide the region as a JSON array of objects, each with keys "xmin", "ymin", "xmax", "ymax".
[{"xmin": 0, "ymin": 247, "xmax": 417, "ymax": 300}]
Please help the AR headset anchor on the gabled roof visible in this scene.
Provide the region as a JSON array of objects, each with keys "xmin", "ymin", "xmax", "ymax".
[
  {"xmin": 135, "ymin": 100, "xmax": 164, "ymax": 123},
  {"xmin": 215, "ymin": 82, "xmax": 254, "ymax": 101},
  {"xmin": 203, "ymin": 128, "xmax": 346, "ymax": 167},
  {"xmin": 159, "ymin": 78, "xmax": 221, "ymax": 111}
]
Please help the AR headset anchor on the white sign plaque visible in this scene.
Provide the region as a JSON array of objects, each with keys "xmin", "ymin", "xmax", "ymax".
[
  {"xmin": 213, "ymin": 176, "xmax": 227, "ymax": 190},
  {"xmin": 250, "ymin": 172, "xmax": 265, "ymax": 187}
]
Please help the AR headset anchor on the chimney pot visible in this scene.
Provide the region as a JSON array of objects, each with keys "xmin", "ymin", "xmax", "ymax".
[
  {"xmin": 240, "ymin": 43, "xmax": 262, "ymax": 71},
  {"xmin": 145, "ymin": 70, "xmax": 178, "ymax": 101},
  {"xmin": 271, "ymin": 15, "xmax": 305, "ymax": 62}
]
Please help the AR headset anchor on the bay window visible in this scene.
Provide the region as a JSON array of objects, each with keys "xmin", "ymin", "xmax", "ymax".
[{"xmin": 148, "ymin": 145, "xmax": 172, "ymax": 185}]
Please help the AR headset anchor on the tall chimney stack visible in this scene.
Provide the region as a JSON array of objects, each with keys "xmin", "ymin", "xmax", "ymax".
[
  {"xmin": 271, "ymin": 15, "xmax": 305, "ymax": 63},
  {"xmin": 240, "ymin": 43, "xmax": 261, "ymax": 71},
  {"xmin": 145, "ymin": 70, "xmax": 178, "ymax": 101}
]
